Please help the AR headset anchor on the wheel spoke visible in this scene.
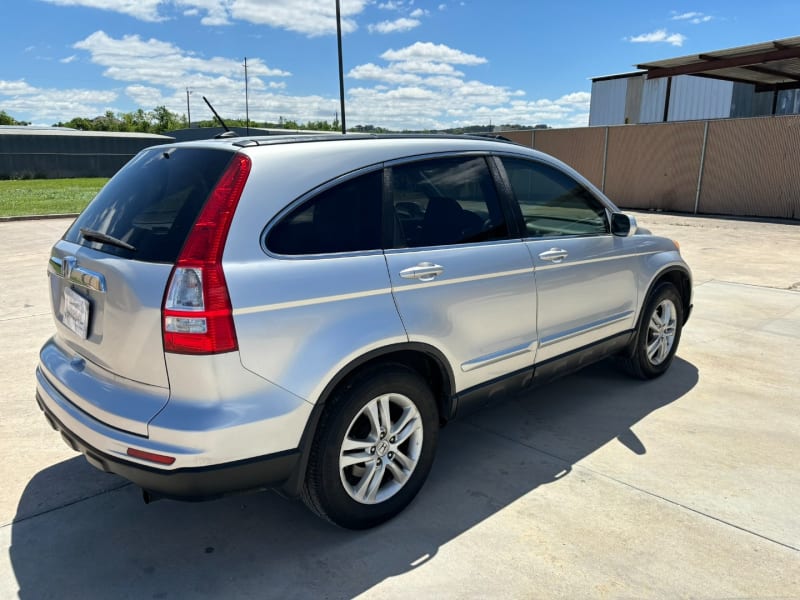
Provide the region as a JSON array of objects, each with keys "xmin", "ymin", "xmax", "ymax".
[
  {"xmin": 364, "ymin": 461, "xmax": 386, "ymax": 502},
  {"xmin": 392, "ymin": 407, "xmax": 420, "ymax": 444},
  {"xmin": 340, "ymin": 450, "xmax": 373, "ymax": 469},
  {"xmin": 341, "ymin": 436, "xmax": 373, "ymax": 453},
  {"xmin": 364, "ymin": 401, "xmax": 381, "ymax": 439},
  {"xmin": 661, "ymin": 302, "xmax": 673, "ymax": 328},
  {"xmin": 647, "ymin": 338, "xmax": 661, "ymax": 361},
  {"xmin": 649, "ymin": 314, "xmax": 662, "ymax": 331},
  {"xmin": 353, "ymin": 459, "xmax": 380, "ymax": 503},
  {"xmin": 391, "ymin": 448, "xmax": 415, "ymax": 471},
  {"xmin": 378, "ymin": 395, "xmax": 392, "ymax": 434},
  {"xmin": 386, "ymin": 459, "xmax": 409, "ymax": 486}
]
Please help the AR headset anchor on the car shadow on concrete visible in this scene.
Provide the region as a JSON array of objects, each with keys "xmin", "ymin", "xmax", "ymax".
[{"xmin": 10, "ymin": 358, "xmax": 698, "ymax": 599}]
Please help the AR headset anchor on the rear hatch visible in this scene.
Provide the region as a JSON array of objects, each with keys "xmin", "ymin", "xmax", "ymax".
[{"xmin": 44, "ymin": 145, "xmax": 236, "ymax": 434}]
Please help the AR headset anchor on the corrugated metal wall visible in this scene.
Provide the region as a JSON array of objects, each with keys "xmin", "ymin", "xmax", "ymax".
[
  {"xmin": 531, "ymin": 127, "xmax": 605, "ymax": 188},
  {"xmin": 668, "ymin": 76, "xmax": 733, "ymax": 121},
  {"xmin": 0, "ymin": 130, "xmax": 172, "ymax": 179},
  {"xmin": 498, "ymin": 114, "xmax": 800, "ymax": 219},
  {"xmin": 701, "ymin": 117, "xmax": 800, "ymax": 218},
  {"xmin": 589, "ymin": 79, "xmax": 628, "ymax": 126},
  {"xmin": 639, "ymin": 78, "xmax": 668, "ymax": 123},
  {"xmin": 604, "ymin": 122, "xmax": 704, "ymax": 212}
]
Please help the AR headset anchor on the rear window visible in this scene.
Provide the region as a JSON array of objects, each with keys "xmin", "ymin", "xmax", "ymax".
[{"xmin": 64, "ymin": 147, "xmax": 234, "ymax": 263}]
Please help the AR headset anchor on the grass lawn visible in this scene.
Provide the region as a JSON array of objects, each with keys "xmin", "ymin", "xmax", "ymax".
[{"xmin": 0, "ymin": 178, "xmax": 107, "ymax": 217}]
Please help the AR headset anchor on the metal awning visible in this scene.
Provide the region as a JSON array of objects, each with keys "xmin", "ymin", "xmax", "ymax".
[{"xmin": 636, "ymin": 36, "xmax": 800, "ymax": 91}]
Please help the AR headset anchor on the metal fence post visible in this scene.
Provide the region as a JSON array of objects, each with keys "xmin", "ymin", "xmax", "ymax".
[
  {"xmin": 601, "ymin": 127, "xmax": 609, "ymax": 193},
  {"xmin": 694, "ymin": 120, "xmax": 710, "ymax": 214}
]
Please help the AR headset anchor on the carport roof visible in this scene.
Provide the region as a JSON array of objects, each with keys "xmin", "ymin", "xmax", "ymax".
[{"xmin": 635, "ymin": 36, "xmax": 800, "ymax": 91}]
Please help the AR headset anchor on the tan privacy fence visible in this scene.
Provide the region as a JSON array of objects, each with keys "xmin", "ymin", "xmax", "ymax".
[{"xmin": 500, "ymin": 115, "xmax": 800, "ymax": 220}]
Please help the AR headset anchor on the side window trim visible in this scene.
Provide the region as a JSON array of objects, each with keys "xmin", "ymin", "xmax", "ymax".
[{"xmin": 487, "ymin": 154, "xmax": 525, "ymax": 240}]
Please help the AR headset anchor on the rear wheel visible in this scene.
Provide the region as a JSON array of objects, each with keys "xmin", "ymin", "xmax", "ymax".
[
  {"xmin": 302, "ymin": 365, "xmax": 439, "ymax": 529},
  {"xmin": 624, "ymin": 282, "xmax": 684, "ymax": 379}
]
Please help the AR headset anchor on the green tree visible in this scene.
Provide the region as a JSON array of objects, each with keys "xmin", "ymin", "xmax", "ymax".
[{"xmin": 0, "ymin": 111, "xmax": 29, "ymax": 126}]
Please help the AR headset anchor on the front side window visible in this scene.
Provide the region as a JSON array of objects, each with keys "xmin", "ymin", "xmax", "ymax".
[
  {"xmin": 389, "ymin": 156, "xmax": 509, "ymax": 248},
  {"xmin": 266, "ymin": 170, "xmax": 382, "ymax": 255},
  {"xmin": 502, "ymin": 157, "xmax": 609, "ymax": 237}
]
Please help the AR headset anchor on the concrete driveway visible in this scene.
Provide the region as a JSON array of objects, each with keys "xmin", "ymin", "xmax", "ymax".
[{"xmin": 0, "ymin": 212, "xmax": 797, "ymax": 598}]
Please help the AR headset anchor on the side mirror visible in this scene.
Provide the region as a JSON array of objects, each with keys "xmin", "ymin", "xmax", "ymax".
[{"xmin": 611, "ymin": 212, "xmax": 638, "ymax": 237}]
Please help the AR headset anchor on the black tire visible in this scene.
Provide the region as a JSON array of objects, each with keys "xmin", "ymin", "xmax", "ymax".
[
  {"xmin": 624, "ymin": 282, "xmax": 684, "ymax": 380},
  {"xmin": 301, "ymin": 365, "xmax": 439, "ymax": 529}
]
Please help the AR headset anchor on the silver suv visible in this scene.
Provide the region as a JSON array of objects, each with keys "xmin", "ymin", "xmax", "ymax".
[{"xmin": 36, "ymin": 134, "xmax": 692, "ymax": 529}]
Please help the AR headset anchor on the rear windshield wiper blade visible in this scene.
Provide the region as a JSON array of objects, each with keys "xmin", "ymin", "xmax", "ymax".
[{"xmin": 80, "ymin": 228, "xmax": 137, "ymax": 252}]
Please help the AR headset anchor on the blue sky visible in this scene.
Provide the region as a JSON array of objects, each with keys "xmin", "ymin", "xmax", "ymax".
[{"xmin": 1, "ymin": 1, "xmax": 798, "ymax": 129}]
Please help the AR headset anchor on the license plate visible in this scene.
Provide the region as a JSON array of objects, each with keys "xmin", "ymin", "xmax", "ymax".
[{"xmin": 61, "ymin": 287, "xmax": 90, "ymax": 339}]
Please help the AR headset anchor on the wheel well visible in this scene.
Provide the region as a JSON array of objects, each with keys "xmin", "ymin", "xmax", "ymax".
[
  {"xmin": 649, "ymin": 268, "xmax": 692, "ymax": 323},
  {"xmin": 327, "ymin": 349, "xmax": 454, "ymax": 425}
]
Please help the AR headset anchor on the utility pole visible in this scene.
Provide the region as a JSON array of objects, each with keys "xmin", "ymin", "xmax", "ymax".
[
  {"xmin": 244, "ymin": 57, "xmax": 250, "ymax": 135},
  {"xmin": 186, "ymin": 88, "xmax": 192, "ymax": 128},
  {"xmin": 335, "ymin": 0, "xmax": 346, "ymax": 134}
]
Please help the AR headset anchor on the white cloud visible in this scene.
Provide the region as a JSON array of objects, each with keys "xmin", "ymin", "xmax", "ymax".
[
  {"xmin": 0, "ymin": 79, "xmax": 118, "ymax": 124},
  {"xmin": 60, "ymin": 55, "xmax": 78, "ymax": 64},
  {"xmin": 381, "ymin": 42, "xmax": 487, "ymax": 65},
  {"xmin": 39, "ymin": 0, "xmax": 164, "ymax": 22},
  {"xmin": 74, "ymin": 31, "xmax": 290, "ymax": 87},
  {"xmin": 368, "ymin": 18, "xmax": 421, "ymax": 34},
  {"xmin": 229, "ymin": 0, "xmax": 368, "ymax": 36},
  {"xmin": 40, "ymin": 0, "xmax": 371, "ymax": 36},
  {"xmin": 410, "ymin": 8, "xmax": 428, "ymax": 18},
  {"xmin": 344, "ymin": 42, "xmax": 589, "ymax": 130},
  {"xmin": 348, "ymin": 63, "xmax": 424, "ymax": 85},
  {"xmin": 628, "ymin": 29, "xmax": 686, "ymax": 47},
  {"xmin": 671, "ymin": 11, "xmax": 713, "ymax": 24}
]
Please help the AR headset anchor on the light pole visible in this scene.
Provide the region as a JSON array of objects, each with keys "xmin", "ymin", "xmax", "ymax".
[
  {"xmin": 186, "ymin": 88, "xmax": 192, "ymax": 128},
  {"xmin": 243, "ymin": 57, "xmax": 250, "ymax": 135},
  {"xmin": 336, "ymin": 0, "xmax": 346, "ymax": 134}
]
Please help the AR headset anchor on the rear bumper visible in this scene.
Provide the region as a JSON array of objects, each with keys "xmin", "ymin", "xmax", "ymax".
[{"xmin": 36, "ymin": 390, "xmax": 299, "ymax": 500}]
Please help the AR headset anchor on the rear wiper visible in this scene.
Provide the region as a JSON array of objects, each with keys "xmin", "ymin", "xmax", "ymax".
[{"xmin": 80, "ymin": 228, "xmax": 137, "ymax": 252}]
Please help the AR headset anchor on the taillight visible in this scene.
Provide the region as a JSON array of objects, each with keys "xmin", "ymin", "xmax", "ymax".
[{"xmin": 163, "ymin": 154, "xmax": 251, "ymax": 354}]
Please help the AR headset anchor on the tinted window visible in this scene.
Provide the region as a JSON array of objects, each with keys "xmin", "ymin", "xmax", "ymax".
[
  {"xmin": 64, "ymin": 147, "xmax": 234, "ymax": 263},
  {"xmin": 390, "ymin": 156, "xmax": 508, "ymax": 248},
  {"xmin": 267, "ymin": 170, "xmax": 382, "ymax": 255},
  {"xmin": 502, "ymin": 158, "xmax": 609, "ymax": 237}
]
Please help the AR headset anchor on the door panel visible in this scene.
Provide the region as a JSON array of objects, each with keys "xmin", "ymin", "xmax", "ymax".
[
  {"xmin": 386, "ymin": 155, "xmax": 538, "ymax": 393},
  {"xmin": 386, "ymin": 242, "xmax": 537, "ymax": 391},
  {"xmin": 526, "ymin": 236, "xmax": 638, "ymax": 362}
]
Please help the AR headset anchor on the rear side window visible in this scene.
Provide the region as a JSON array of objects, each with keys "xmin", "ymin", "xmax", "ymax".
[
  {"xmin": 64, "ymin": 147, "xmax": 234, "ymax": 263},
  {"xmin": 266, "ymin": 170, "xmax": 382, "ymax": 255},
  {"xmin": 501, "ymin": 157, "xmax": 609, "ymax": 237},
  {"xmin": 389, "ymin": 156, "xmax": 508, "ymax": 248}
]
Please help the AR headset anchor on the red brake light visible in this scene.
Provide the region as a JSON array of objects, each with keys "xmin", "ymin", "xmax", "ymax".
[{"xmin": 163, "ymin": 154, "xmax": 251, "ymax": 354}]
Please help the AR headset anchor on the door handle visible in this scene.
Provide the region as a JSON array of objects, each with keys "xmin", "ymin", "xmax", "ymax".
[
  {"xmin": 538, "ymin": 248, "xmax": 568, "ymax": 263},
  {"xmin": 399, "ymin": 262, "xmax": 444, "ymax": 282}
]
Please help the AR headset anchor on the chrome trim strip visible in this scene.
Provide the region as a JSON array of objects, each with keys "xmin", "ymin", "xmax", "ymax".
[
  {"xmin": 48, "ymin": 256, "xmax": 64, "ymax": 276},
  {"xmin": 233, "ymin": 287, "xmax": 394, "ymax": 315},
  {"xmin": 48, "ymin": 255, "xmax": 107, "ymax": 293},
  {"xmin": 233, "ymin": 266, "xmax": 534, "ymax": 315},
  {"xmin": 460, "ymin": 341, "xmax": 535, "ymax": 373},
  {"xmin": 539, "ymin": 311, "xmax": 634, "ymax": 347},
  {"xmin": 394, "ymin": 266, "xmax": 533, "ymax": 293},
  {"xmin": 533, "ymin": 250, "xmax": 660, "ymax": 271},
  {"xmin": 69, "ymin": 265, "xmax": 107, "ymax": 293}
]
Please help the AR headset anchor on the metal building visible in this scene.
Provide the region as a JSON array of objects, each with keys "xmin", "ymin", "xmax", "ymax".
[{"xmin": 589, "ymin": 36, "xmax": 800, "ymax": 126}]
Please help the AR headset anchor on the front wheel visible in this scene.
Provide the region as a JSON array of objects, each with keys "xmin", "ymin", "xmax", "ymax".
[
  {"xmin": 624, "ymin": 282, "xmax": 684, "ymax": 379},
  {"xmin": 302, "ymin": 365, "xmax": 439, "ymax": 529}
]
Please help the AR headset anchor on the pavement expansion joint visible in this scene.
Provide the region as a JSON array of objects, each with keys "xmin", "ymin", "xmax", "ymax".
[{"xmin": 461, "ymin": 420, "xmax": 800, "ymax": 554}]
